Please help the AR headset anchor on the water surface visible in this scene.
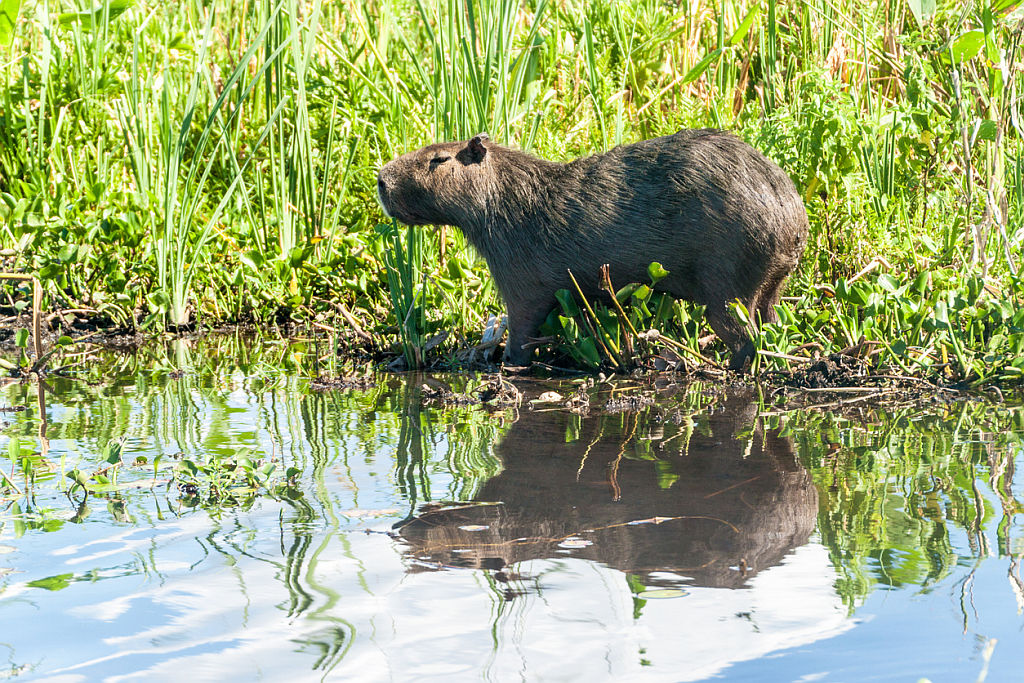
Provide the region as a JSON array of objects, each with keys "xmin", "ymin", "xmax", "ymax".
[{"xmin": 1, "ymin": 334, "xmax": 1022, "ymax": 681}]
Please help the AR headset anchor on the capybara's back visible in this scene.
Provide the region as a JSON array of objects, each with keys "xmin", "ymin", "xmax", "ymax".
[{"xmin": 377, "ymin": 130, "xmax": 809, "ymax": 368}]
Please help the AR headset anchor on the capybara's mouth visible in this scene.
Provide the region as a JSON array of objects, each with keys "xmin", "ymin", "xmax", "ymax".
[{"xmin": 377, "ymin": 179, "xmax": 430, "ymax": 225}]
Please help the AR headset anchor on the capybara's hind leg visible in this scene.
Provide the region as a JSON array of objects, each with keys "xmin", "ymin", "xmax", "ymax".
[{"xmin": 503, "ymin": 298, "xmax": 554, "ymax": 366}]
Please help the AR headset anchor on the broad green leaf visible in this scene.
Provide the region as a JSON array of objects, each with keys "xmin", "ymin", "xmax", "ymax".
[
  {"xmin": 578, "ymin": 337, "xmax": 601, "ymax": 367},
  {"xmin": 615, "ymin": 282, "xmax": 641, "ymax": 303},
  {"xmin": 58, "ymin": 0, "xmax": 134, "ymax": 30},
  {"xmin": 14, "ymin": 328, "xmax": 28, "ymax": 348},
  {"xmin": 876, "ymin": 274, "xmax": 900, "ymax": 293},
  {"xmin": 907, "ymin": 0, "xmax": 936, "ymax": 28},
  {"xmin": 27, "ymin": 573, "xmax": 73, "ymax": 591},
  {"xmin": 631, "ymin": 284, "xmax": 652, "ymax": 301},
  {"xmin": 972, "ymin": 119, "xmax": 999, "ymax": 144},
  {"xmin": 647, "ymin": 262, "xmax": 669, "ymax": 284},
  {"xmin": 0, "ymin": 0, "xmax": 20, "ymax": 47},
  {"xmin": 555, "ymin": 289, "xmax": 579, "ymax": 317},
  {"xmin": 104, "ymin": 440, "xmax": 123, "ymax": 465},
  {"xmin": 65, "ymin": 468, "xmax": 92, "ymax": 491},
  {"xmin": 949, "ymin": 30, "xmax": 985, "ymax": 64}
]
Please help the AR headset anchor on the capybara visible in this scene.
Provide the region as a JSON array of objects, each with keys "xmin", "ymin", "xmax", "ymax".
[{"xmin": 376, "ymin": 130, "xmax": 809, "ymax": 369}]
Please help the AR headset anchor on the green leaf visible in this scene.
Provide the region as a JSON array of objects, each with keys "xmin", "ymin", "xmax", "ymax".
[
  {"xmin": 555, "ymin": 289, "xmax": 579, "ymax": 317},
  {"xmin": 728, "ymin": 301, "xmax": 752, "ymax": 326},
  {"xmin": 615, "ymin": 282, "xmax": 642, "ymax": 303},
  {"xmin": 27, "ymin": 573, "xmax": 73, "ymax": 591},
  {"xmin": 631, "ymin": 284, "xmax": 652, "ymax": 301},
  {"xmin": 14, "ymin": 328, "xmax": 28, "ymax": 348},
  {"xmin": 0, "ymin": 0, "xmax": 21, "ymax": 47},
  {"xmin": 240, "ymin": 251, "xmax": 263, "ymax": 271},
  {"xmin": 578, "ymin": 337, "xmax": 601, "ymax": 367},
  {"xmin": 906, "ymin": 0, "xmax": 936, "ymax": 28},
  {"xmin": 681, "ymin": 48, "xmax": 724, "ymax": 86},
  {"xmin": 58, "ymin": 0, "xmax": 134, "ymax": 30},
  {"xmin": 972, "ymin": 119, "xmax": 999, "ymax": 144},
  {"xmin": 103, "ymin": 440, "xmax": 123, "ymax": 465},
  {"xmin": 728, "ymin": 6, "xmax": 759, "ymax": 46},
  {"xmin": 876, "ymin": 274, "xmax": 900, "ymax": 293},
  {"xmin": 7, "ymin": 436, "xmax": 20, "ymax": 460},
  {"xmin": 65, "ymin": 468, "xmax": 92, "ymax": 491},
  {"xmin": 949, "ymin": 30, "xmax": 985, "ymax": 64},
  {"xmin": 177, "ymin": 459, "xmax": 199, "ymax": 477},
  {"xmin": 647, "ymin": 262, "xmax": 669, "ymax": 284}
]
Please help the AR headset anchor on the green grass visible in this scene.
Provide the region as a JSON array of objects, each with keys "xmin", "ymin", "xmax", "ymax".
[{"xmin": 0, "ymin": 0, "xmax": 1022, "ymax": 381}]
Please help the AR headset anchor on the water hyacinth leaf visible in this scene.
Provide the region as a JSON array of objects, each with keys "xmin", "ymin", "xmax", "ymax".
[
  {"xmin": 0, "ymin": 0, "xmax": 20, "ymax": 46},
  {"xmin": 647, "ymin": 262, "xmax": 669, "ymax": 284},
  {"xmin": 615, "ymin": 282, "xmax": 642, "ymax": 303},
  {"xmin": 103, "ymin": 440, "xmax": 123, "ymax": 465},
  {"xmin": 555, "ymin": 289, "xmax": 579, "ymax": 317},
  {"xmin": 27, "ymin": 573, "xmax": 73, "ymax": 591},
  {"xmin": 177, "ymin": 459, "xmax": 199, "ymax": 477},
  {"xmin": 578, "ymin": 337, "xmax": 601, "ymax": 367},
  {"xmin": 58, "ymin": 0, "xmax": 134, "ymax": 29},
  {"xmin": 948, "ymin": 30, "xmax": 985, "ymax": 64},
  {"xmin": 876, "ymin": 273, "xmax": 900, "ymax": 293},
  {"xmin": 65, "ymin": 468, "xmax": 91, "ymax": 491}
]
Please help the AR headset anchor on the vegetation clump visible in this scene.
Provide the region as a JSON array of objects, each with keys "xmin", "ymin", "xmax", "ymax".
[{"xmin": 0, "ymin": 0, "xmax": 1020, "ymax": 385}]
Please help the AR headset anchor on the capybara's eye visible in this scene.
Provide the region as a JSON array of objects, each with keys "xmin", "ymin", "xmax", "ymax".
[{"xmin": 429, "ymin": 155, "xmax": 451, "ymax": 166}]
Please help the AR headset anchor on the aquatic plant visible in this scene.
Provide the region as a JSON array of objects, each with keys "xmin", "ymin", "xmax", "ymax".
[{"xmin": 0, "ymin": 0, "xmax": 1020, "ymax": 379}]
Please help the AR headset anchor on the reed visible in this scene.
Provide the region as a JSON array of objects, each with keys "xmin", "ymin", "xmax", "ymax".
[{"xmin": 0, "ymin": 0, "xmax": 1020, "ymax": 379}]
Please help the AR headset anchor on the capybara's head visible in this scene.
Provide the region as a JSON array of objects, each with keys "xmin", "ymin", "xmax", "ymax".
[{"xmin": 377, "ymin": 133, "xmax": 492, "ymax": 227}]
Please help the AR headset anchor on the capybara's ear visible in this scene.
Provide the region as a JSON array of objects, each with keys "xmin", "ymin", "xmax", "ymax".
[{"xmin": 467, "ymin": 134, "xmax": 489, "ymax": 163}]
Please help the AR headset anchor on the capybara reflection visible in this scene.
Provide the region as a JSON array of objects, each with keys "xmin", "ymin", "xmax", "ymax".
[{"xmin": 398, "ymin": 391, "xmax": 817, "ymax": 588}]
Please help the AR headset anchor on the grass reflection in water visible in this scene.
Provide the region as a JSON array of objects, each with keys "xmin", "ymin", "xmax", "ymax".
[{"xmin": 0, "ymin": 334, "xmax": 1021, "ymax": 680}]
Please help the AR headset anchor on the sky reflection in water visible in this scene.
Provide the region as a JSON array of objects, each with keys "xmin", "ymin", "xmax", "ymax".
[{"xmin": 0, "ymin": 335, "xmax": 1022, "ymax": 681}]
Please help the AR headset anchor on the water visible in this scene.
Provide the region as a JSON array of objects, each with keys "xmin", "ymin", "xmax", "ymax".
[{"xmin": 1, "ymin": 334, "xmax": 1022, "ymax": 681}]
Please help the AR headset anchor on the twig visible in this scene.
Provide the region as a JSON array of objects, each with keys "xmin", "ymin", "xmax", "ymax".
[
  {"xmin": 757, "ymin": 349, "xmax": 815, "ymax": 364},
  {"xmin": 800, "ymin": 386, "xmax": 896, "ymax": 394},
  {"xmin": 0, "ymin": 274, "xmax": 44, "ymax": 362},
  {"xmin": 847, "ymin": 256, "xmax": 892, "ymax": 284},
  {"xmin": 334, "ymin": 302, "xmax": 372, "ymax": 342}
]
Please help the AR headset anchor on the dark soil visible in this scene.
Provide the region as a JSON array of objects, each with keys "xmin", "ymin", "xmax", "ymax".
[{"xmin": 778, "ymin": 353, "xmax": 870, "ymax": 389}]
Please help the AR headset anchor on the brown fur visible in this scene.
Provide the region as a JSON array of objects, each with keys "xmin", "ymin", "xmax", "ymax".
[{"xmin": 377, "ymin": 130, "xmax": 808, "ymax": 368}]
